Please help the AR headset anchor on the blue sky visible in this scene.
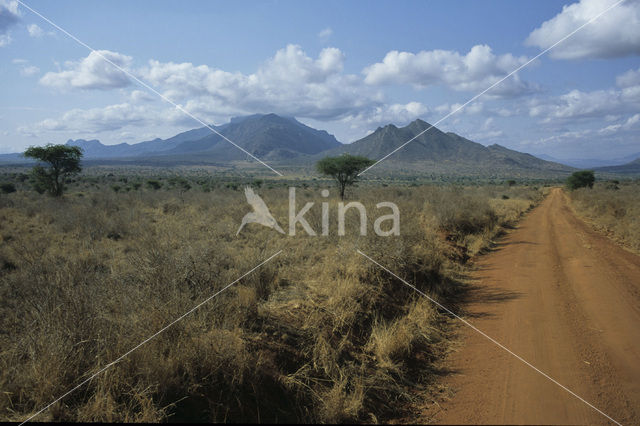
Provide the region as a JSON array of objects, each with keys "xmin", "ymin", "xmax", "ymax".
[{"xmin": 1, "ymin": 0, "xmax": 639, "ymax": 160}]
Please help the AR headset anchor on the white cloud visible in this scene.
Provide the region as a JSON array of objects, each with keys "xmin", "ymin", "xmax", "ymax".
[
  {"xmin": 39, "ymin": 50, "xmax": 132, "ymax": 90},
  {"xmin": 528, "ymin": 66, "xmax": 640, "ymax": 123},
  {"xmin": 12, "ymin": 58, "xmax": 39, "ymax": 76},
  {"xmin": 529, "ymin": 84, "xmax": 640, "ymax": 122},
  {"xmin": 435, "ymin": 101, "xmax": 485, "ymax": 116},
  {"xmin": 616, "ymin": 67, "xmax": 640, "ymax": 88},
  {"xmin": 128, "ymin": 89, "xmax": 154, "ymax": 103},
  {"xmin": 24, "ymin": 102, "xmax": 153, "ymax": 133},
  {"xmin": 362, "ymin": 44, "xmax": 534, "ymax": 97},
  {"xmin": 340, "ymin": 101, "xmax": 429, "ymax": 130},
  {"xmin": 140, "ymin": 44, "xmax": 381, "ymax": 121},
  {"xmin": 27, "ymin": 23, "xmax": 43, "ymax": 37},
  {"xmin": 599, "ymin": 112, "xmax": 640, "ymax": 133},
  {"xmin": 0, "ymin": 0, "xmax": 18, "ymax": 47},
  {"xmin": 318, "ymin": 27, "xmax": 332, "ymax": 41},
  {"xmin": 20, "ymin": 65, "xmax": 39, "ymax": 76},
  {"xmin": 526, "ymin": 0, "xmax": 640, "ymax": 59},
  {"xmin": 27, "ymin": 45, "xmax": 396, "ymax": 140}
]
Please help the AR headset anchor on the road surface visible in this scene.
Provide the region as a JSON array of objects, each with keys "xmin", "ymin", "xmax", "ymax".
[{"xmin": 433, "ymin": 188, "xmax": 640, "ymax": 425}]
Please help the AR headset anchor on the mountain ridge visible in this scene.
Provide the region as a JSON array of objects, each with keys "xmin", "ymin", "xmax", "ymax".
[{"xmin": 0, "ymin": 114, "xmax": 592, "ymax": 176}]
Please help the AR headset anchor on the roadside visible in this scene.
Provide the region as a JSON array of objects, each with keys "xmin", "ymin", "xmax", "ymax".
[{"xmin": 418, "ymin": 188, "xmax": 640, "ymax": 424}]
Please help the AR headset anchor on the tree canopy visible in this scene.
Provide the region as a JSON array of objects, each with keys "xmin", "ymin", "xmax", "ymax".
[
  {"xmin": 23, "ymin": 144, "xmax": 83, "ymax": 196},
  {"xmin": 566, "ymin": 170, "xmax": 595, "ymax": 190},
  {"xmin": 316, "ymin": 154, "xmax": 374, "ymax": 199}
]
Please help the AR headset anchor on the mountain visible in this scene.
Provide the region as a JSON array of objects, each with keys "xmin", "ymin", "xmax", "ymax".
[
  {"xmin": 156, "ymin": 114, "xmax": 341, "ymax": 161},
  {"xmin": 595, "ymin": 157, "xmax": 640, "ymax": 174},
  {"xmin": 60, "ymin": 114, "xmax": 340, "ymax": 162},
  {"xmin": 0, "ymin": 115, "xmax": 582, "ymax": 176},
  {"xmin": 535, "ymin": 152, "xmax": 640, "ymax": 169},
  {"xmin": 318, "ymin": 119, "xmax": 573, "ymax": 175}
]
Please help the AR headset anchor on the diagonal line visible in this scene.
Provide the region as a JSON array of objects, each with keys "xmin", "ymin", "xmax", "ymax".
[
  {"xmin": 19, "ymin": 249, "xmax": 283, "ymax": 425},
  {"xmin": 358, "ymin": 0, "xmax": 627, "ymax": 176},
  {"xmin": 356, "ymin": 249, "xmax": 622, "ymax": 426},
  {"xmin": 16, "ymin": 0, "xmax": 283, "ymax": 176}
]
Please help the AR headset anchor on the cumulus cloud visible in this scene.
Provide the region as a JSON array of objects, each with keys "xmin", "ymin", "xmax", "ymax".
[
  {"xmin": 344, "ymin": 101, "xmax": 428, "ymax": 128},
  {"xmin": 27, "ymin": 23, "xmax": 43, "ymax": 37},
  {"xmin": 526, "ymin": 0, "xmax": 640, "ymax": 59},
  {"xmin": 0, "ymin": 0, "xmax": 19, "ymax": 47},
  {"xmin": 140, "ymin": 44, "xmax": 381, "ymax": 121},
  {"xmin": 39, "ymin": 50, "xmax": 132, "ymax": 90},
  {"xmin": 318, "ymin": 27, "xmax": 332, "ymax": 41},
  {"xmin": 20, "ymin": 65, "xmax": 39, "ymax": 76},
  {"xmin": 12, "ymin": 58, "xmax": 39, "ymax": 76},
  {"xmin": 529, "ymin": 66, "xmax": 640, "ymax": 126},
  {"xmin": 362, "ymin": 44, "xmax": 534, "ymax": 97},
  {"xmin": 599, "ymin": 112, "xmax": 640, "ymax": 133},
  {"xmin": 434, "ymin": 101, "xmax": 485, "ymax": 116},
  {"xmin": 616, "ymin": 67, "xmax": 640, "ymax": 88},
  {"xmin": 24, "ymin": 102, "xmax": 153, "ymax": 133}
]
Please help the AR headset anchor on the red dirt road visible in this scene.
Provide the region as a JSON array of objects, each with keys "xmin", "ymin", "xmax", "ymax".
[{"xmin": 433, "ymin": 188, "xmax": 640, "ymax": 425}]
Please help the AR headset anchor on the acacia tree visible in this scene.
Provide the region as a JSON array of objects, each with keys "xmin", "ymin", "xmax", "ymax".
[
  {"xmin": 566, "ymin": 170, "xmax": 595, "ymax": 190},
  {"xmin": 316, "ymin": 154, "xmax": 374, "ymax": 199},
  {"xmin": 23, "ymin": 144, "xmax": 83, "ymax": 196}
]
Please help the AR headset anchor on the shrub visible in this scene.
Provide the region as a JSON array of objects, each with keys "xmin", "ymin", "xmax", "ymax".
[
  {"xmin": 0, "ymin": 183, "xmax": 16, "ymax": 194},
  {"xmin": 146, "ymin": 180, "xmax": 162, "ymax": 190},
  {"xmin": 567, "ymin": 170, "xmax": 595, "ymax": 190}
]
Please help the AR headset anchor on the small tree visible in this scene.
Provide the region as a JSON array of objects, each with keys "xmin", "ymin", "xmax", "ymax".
[
  {"xmin": 23, "ymin": 144, "xmax": 82, "ymax": 196},
  {"xmin": 316, "ymin": 154, "xmax": 374, "ymax": 200},
  {"xmin": 0, "ymin": 182, "xmax": 16, "ymax": 194},
  {"xmin": 566, "ymin": 170, "xmax": 595, "ymax": 190}
]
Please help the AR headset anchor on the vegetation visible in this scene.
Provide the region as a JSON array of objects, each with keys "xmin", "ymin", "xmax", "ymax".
[
  {"xmin": 0, "ymin": 171, "xmax": 544, "ymax": 423},
  {"xmin": 568, "ymin": 180, "xmax": 640, "ymax": 252},
  {"xmin": 566, "ymin": 170, "xmax": 595, "ymax": 190},
  {"xmin": 0, "ymin": 183, "xmax": 16, "ymax": 194},
  {"xmin": 23, "ymin": 144, "xmax": 83, "ymax": 197},
  {"xmin": 316, "ymin": 154, "xmax": 375, "ymax": 199}
]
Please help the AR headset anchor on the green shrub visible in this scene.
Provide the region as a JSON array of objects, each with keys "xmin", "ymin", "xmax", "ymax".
[
  {"xmin": 0, "ymin": 182, "xmax": 16, "ymax": 194},
  {"xmin": 146, "ymin": 180, "xmax": 162, "ymax": 190},
  {"xmin": 567, "ymin": 170, "xmax": 595, "ymax": 190}
]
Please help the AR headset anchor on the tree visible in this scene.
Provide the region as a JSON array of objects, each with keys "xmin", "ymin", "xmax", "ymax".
[
  {"xmin": 0, "ymin": 182, "xmax": 16, "ymax": 194},
  {"xmin": 23, "ymin": 144, "xmax": 83, "ymax": 196},
  {"xmin": 566, "ymin": 170, "xmax": 595, "ymax": 190},
  {"xmin": 316, "ymin": 154, "xmax": 374, "ymax": 200}
]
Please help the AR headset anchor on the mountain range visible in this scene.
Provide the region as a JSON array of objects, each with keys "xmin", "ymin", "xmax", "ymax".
[{"xmin": 1, "ymin": 113, "xmax": 638, "ymax": 176}]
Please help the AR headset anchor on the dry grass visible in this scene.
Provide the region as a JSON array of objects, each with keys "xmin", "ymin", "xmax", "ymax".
[
  {"xmin": 568, "ymin": 180, "xmax": 640, "ymax": 252},
  {"xmin": 0, "ymin": 177, "xmax": 542, "ymax": 423}
]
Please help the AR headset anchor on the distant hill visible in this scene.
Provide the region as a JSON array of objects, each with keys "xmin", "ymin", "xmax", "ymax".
[
  {"xmin": 317, "ymin": 119, "xmax": 573, "ymax": 175},
  {"xmin": 155, "ymin": 113, "xmax": 341, "ymax": 162},
  {"xmin": 0, "ymin": 115, "xmax": 585, "ymax": 177},
  {"xmin": 535, "ymin": 152, "xmax": 640, "ymax": 169},
  {"xmin": 61, "ymin": 114, "xmax": 340, "ymax": 162},
  {"xmin": 595, "ymin": 157, "xmax": 640, "ymax": 174}
]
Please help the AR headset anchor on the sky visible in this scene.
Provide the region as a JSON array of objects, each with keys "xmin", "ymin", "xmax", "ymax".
[{"xmin": 0, "ymin": 0, "xmax": 639, "ymax": 161}]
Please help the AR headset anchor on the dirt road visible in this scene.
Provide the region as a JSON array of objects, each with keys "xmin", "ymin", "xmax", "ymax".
[{"xmin": 433, "ymin": 188, "xmax": 640, "ymax": 425}]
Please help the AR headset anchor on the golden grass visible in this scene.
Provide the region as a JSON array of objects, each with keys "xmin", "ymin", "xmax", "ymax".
[
  {"xmin": 568, "ymin": 181, "xmax": 640, "ymax": 252},
  {"xmin": 0, "ymin": 179, "xmax": 542, "ymax": 422}
]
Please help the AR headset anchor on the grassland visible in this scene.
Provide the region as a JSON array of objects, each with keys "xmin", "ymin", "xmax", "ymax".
[
  {"xmin": 568, "ymin": 180, "xmax": 640, "ymax": 252},
  {"xmin": 0, "ymin": 171, "xmax": 545, "ymax": 422}
]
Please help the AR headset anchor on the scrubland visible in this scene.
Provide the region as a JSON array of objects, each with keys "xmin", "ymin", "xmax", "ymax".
[
  {"xmin": 0, "ymin": 173, "xmax": 544, "ymax": 423},
  {"xmin": 568, "ymin": 180, "xmax": 640, "ymax": 252}
]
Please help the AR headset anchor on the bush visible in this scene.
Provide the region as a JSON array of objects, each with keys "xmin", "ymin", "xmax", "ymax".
[
  {"xmin": 0, "ymin": 183, "xmax": 16, "ymax": 194},
  {"xmin": 567, "ymin": 170, "xmax": 595, "ymax": 190},
  {"xmin": 146, "ymin": 180, "xmax": 162, "ymax": 190}
]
